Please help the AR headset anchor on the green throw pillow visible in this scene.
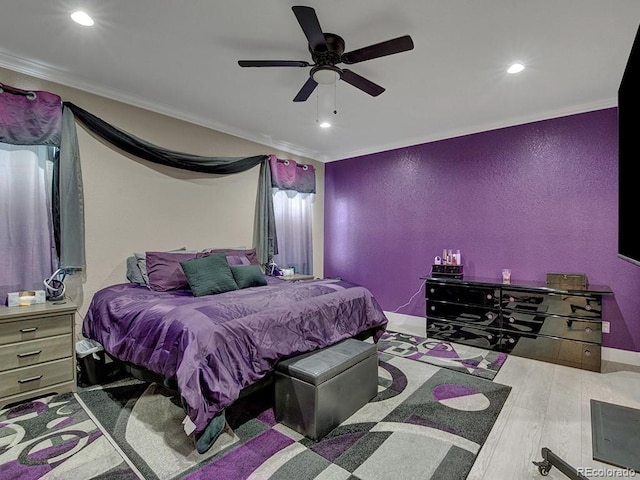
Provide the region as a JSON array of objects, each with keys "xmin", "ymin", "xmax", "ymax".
[
  {"xmin": 180, "ymin": 254, "xmax": 238, "ymax": 297},
  {"xmin": 230, "ymin": 265, "xmax": 268, "ymax": 289}
]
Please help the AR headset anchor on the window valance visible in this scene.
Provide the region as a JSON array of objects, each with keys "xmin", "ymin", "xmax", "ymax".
[
  {"xmin": 0, "ymin": 83, "xmax": 62, "ymax": 146},
  {"xmin": 269, "ymin": 154, "xmax": 316, "ymax": 193}
]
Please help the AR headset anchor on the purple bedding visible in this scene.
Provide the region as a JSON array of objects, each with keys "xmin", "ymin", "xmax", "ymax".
[{"xmin": 83, "ymin": 277, "xmax": 388, "ymax": 437}]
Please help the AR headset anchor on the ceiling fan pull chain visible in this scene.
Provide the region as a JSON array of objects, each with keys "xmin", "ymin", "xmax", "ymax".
[{"xmin": 333, "ymin": 83, "xmax": 338, "ymax": 115}]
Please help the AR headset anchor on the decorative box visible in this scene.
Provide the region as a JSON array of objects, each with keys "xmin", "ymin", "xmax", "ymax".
[
  {"xmin": 7, "ymin": 290, "xmax": 46, "ymax": 307},
  {"xmin": 546, "ymin": 272, "xmax": 588, "ymax": 290},
  {"xmin": 431, "ymin": 264, "xmax": 464, "ymax": 279}
]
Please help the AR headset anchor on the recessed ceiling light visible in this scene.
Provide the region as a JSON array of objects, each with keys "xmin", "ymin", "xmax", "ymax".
[
  {"xmin": 319, "ymin": 121, "xmax": 332, "ymax": 128},
  {"xmin": 507, "ymin": 63, "xmax": 525, "ymax": 74},
  {"xmin": 71, "ymin": 10, "xmax": 94, "ymax": 26}
]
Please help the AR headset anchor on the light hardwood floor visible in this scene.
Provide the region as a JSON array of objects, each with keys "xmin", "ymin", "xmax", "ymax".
[{"xmin": 388, "ymin": 316, "xmax": 640, "ymax": 480}]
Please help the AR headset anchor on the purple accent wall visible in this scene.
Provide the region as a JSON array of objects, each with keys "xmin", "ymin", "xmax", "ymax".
[{"xmin": 324, "ymin": 108, "xmax": 640, "ymax": 352}]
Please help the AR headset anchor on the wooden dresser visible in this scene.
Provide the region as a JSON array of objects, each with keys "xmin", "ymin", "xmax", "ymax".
[{"xmin": 0, "ymin": 301, "xmax": 77, "ymax": 408}]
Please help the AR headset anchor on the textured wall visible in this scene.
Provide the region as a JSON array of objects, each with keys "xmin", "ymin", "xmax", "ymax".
[{"xmin": 325, "ymin": 108, "xmax": 640, "ymax": 352}]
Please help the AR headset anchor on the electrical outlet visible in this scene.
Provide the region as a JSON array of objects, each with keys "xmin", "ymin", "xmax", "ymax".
[{"xmin": 602, "ymin": 321, "xmax": 610, "ymax": 334}]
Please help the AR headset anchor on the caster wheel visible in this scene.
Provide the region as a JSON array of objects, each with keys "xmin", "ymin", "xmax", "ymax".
[{"xmin": 538, "ymin": 464, "xmax": 550, "ymax": 476}]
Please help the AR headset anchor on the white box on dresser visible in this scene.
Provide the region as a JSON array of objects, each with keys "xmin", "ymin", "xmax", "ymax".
[{"xmin": 0, "ymin": 301, "xmax": 77, "ymax": 408}]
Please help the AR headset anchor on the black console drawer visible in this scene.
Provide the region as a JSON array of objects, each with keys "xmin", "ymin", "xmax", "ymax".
[
  {"xmin": 426, "ymin": 319, "xmax": 502, "ymax": 351},
  {"xmin": 501, "ymin": 331, "xmax": 601, "ymax": 372},
  {"xmin": 502, "ymin": 309, "xmax": 602, "ymax": 343},
  {"xmin": 426, "ymin": 281, "xmax": 498, "ymax": 307},
  {"xmin": 501, "ymin": 289, "xmax": 602, "ymax": 320},
  {"xmin": 427, "ymin": 300, "xmax": 500, "ymax": 328}
]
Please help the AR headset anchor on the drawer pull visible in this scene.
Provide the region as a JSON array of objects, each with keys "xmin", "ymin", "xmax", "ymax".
[
  {"xmin": 509, "ymin": 296, "xmax": 515, "ymax": 302},
  {"xmin": 486, "ymin": 294, "xmax": 492, "ymax": 300},
  {"xmin": 509, "ymin": 317, "xmax": 515, "ymax": 323},
  {"xmin": 585, "ymin": 304, "xmax": 592, "ymax": 311},
  {"xmin": 17, "ymin": 350, "xmax": 42, "ymax": 358},
  {"xmin": 584, "ymin": 350, "xmax": 592, "ymax": 357},
  {"xmin": 430, "ymin": 305, "xmax": 436, "ymax": 311},
  {"xmin": 584, "ymin": 327, "xmax": 592, "ymax": 334},
  {"xmin": 487, "ymin": 313, "xmax": 493, "ymax": 320},
  {"xmin": 20, "ymin": 327, "xmax": 38, "ymax": 333},
  {"xmin": 18, "ymin": 375, "xmax": 43, "ymax": 384},
  {"xmin": 430, "ymin": 288, "xmax": 435, "ymax": 294}
]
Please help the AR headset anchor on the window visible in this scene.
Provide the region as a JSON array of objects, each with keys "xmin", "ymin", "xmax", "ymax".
[
  {"xmin": 0, "ymin": 142, "xmax": 57, "ymax": 301},
  {"xmin": 272, "ymin": 189, "xmax": 313, "ymax": 275}
]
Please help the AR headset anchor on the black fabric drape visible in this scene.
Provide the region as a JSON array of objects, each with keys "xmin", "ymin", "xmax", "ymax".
[
  {"xmin": 60, "ymin": 102, "xmax": 277, "ymax": 264},
  {"xmin": 63, "ymin": 102, "xmax": 268, "ymax": 174}
]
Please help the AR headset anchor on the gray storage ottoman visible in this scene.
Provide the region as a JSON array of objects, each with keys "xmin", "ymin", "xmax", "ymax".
[{"xmin": 275, "ymin": 338, "xmax": 378, "ymax": 440}]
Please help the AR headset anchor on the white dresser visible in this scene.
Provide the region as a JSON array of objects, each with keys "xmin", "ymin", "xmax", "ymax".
[{"xmin": 0, "ymin": 301, "xmax": 77, "ymax": 408}]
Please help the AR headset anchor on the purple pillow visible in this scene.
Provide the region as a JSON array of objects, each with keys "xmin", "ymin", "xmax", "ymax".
[
  {"xmin": 146, "ymin": 251, "xmax": 198, "ymax": 291},
  {"xmin": 205, "ymin": 248, "xmax": 259, "ymax": 266}
]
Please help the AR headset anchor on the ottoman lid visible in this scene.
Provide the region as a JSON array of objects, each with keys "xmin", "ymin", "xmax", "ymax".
[{"xmin": 277, "ymin": 338, "xmax": 377, "ymax": 386}]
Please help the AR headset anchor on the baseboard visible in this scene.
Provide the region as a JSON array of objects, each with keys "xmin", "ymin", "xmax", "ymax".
[
  {"xmin": 384, "ymin": 311, "xmax": 640, "ymax": 368},
  {"xmin": 602, "ymin": 346, "xmax": 640, "ymax": 367}
]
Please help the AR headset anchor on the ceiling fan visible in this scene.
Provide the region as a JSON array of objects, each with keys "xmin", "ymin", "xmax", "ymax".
[{"xmin": 238, "ymin": 6, "xmax": 414, "ymax": 102}]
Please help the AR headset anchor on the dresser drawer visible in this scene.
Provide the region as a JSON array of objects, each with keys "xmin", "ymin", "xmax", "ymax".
[
  {"xmin": 0, "ymin": 334, "xmax": 72, "ymax": 372},
  {"xmin": 0, "ymin": 314, "xmax": 72, "ymax": 346},
  {"xmin": 502, "ymin": 309, "xmax": 601, "ymax": 343},
  {"xmin": 426, "ymin": 281, "xmax": 498, "ymax": 307},
  {"xmin": 501, "ymin": 290, "xmax": 601, "ymax": 320},
  {"xmin": 426, "ymin": 319, "xmax": 502, "ymax": 351},
  {"xmin": 427, "ymin": 300, "xmax": 500, "ymax": 328},
  {"xmin": 502, "ymin": 332, "xmax": 600, "ymax": 372},
  {"xmin": 0, "ymin": 358, "xmax": 74, "ymax": 399}
]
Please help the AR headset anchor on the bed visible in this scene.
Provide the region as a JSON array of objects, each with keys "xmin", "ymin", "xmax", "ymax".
[{"xmin": 83, "ymin": 272, "xmax": 388, "ymax": 452}]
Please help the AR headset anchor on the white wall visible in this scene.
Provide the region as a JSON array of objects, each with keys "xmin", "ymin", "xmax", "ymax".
[{"xmin": 1, "ymin": 67, "xmax": 324, "ymax": 335}]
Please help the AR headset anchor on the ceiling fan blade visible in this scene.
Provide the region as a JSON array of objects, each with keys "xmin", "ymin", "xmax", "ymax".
[
  {"xmin": 292, "ymin": 6, "xmax": 327, "ymax": 51},
  {"xmin": 238, "ymin": 60, "xmax": 310, "ymax": 67},
  {"xmin": 340, "ymin": 69, "xmax": 385, "ymax": 97},
  {"xmin": 341, "ymin": 35, "xmax": 414, "ymax": 64},
  {"xmin": 293, "ymin": 76, "xmax": 318, "ymax": 102}
]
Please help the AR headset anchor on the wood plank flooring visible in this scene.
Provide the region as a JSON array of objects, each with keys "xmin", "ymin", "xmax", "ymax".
[{"xmin": 388, "ymin": 317, "xmax": 640, "ymax": 479}]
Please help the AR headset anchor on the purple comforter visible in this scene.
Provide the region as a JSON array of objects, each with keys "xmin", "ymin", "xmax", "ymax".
[{"xmin": 83, "ymin": 277, "xmax": 388, "ymax": 436}]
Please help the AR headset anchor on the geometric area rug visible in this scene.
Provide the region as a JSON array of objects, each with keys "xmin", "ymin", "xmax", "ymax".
[
  {"xmin": 378, "ymin": 331, "xmax": 508, "ymax": 381},
  {"xmin": 1, "ymin": 353, "xmax": 511, "ymax": 480}
]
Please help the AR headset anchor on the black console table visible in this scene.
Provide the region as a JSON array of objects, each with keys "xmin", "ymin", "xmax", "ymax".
[{"xmin": 421, "ymin": 275, "xmax": 613, "ymax": 372}]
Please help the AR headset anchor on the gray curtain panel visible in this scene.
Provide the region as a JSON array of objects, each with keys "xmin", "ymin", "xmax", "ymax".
[{"xmin": 58, "ymin": 106, "xmax": 86, "ymax": 272}]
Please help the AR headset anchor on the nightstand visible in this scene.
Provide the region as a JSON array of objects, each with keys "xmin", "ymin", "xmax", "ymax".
[{"xmin": 0, "ymin": 301, "xmax": 77, "ymax": 408}]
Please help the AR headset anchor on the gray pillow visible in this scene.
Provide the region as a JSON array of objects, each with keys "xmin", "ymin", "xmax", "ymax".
[
  {"xmin": 126, "ymin": 256, "xmax": 146, "ymax": 285},
  {"xmin": 230, "ymin": 265, "xmax": 268, "ymax": 289},
  {"xmin": 180, "ymin": 254, "xmax": 239, "ymax": 297}
]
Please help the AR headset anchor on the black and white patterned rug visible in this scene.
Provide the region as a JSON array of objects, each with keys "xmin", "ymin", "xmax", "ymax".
[
  {"xmin": 0, "ymin": 352, "xmax": 511, "ymax": 479},
  {"xmin": 378, "ymin": 331, "xmax": 507, "ymax": 380}
]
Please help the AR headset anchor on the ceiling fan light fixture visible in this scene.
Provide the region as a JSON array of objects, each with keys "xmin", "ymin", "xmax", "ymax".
[
  {"xmin": 71, "ymin": 10, "xmax": 94, "ymax": 26},
  {"xmin": 507, "ymin": 62, "xmax": 525, "ymax": 74},
  {"xmin": 312, "ymin": 67, "xmax": 340, "ymax": 85}
]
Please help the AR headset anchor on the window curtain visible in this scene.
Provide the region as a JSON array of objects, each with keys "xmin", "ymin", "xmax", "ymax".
[
  {"xmin": 272, "ymin": 189, "xmax": 313, "ymax": 275},
  {"xmin": 269, "ymin": 155, "xmax": 315, "ymax": 275},
  {"xmin": 61, "ymin": 102, "xmax": 277, "ymax": 264},
  {"xmin": 0, "ymin": 84, "xmax": 62, "ymax": 302},
  {"xmin": 0, "ymin": 143, "xmax": 57, "ymax": 302}
]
